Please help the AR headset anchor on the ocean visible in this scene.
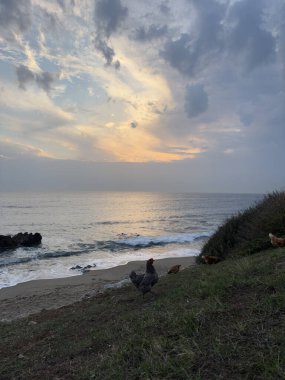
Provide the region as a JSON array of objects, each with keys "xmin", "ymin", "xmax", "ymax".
[{"xmin": 0, "ymin": 192, "xmax": 263, "ymax": 289}]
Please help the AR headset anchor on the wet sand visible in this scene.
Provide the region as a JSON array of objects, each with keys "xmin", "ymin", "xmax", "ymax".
[{"xmin": 0, "ymin": 256, "xmax": 196, "ymax": 321}]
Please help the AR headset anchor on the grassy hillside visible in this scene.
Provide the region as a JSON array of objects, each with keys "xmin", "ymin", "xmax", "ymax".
[
  {"xmin": 199, "ymin": 191, "xmax": 285, "ymax": 261},
  {"xmin": 1, "ymin": 249, "xmax": 285, "ymax": 380}
]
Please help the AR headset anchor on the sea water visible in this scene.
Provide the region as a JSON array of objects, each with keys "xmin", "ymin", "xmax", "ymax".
[{"xmin": 0, "ymin": 192, "xmax": 263, "ymax": 288}]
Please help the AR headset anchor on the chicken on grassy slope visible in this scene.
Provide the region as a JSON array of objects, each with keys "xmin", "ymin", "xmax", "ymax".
[
  {"xmin": 168, "ymin": 264, "xmax": 181, "ymax": 274},
  {"xmin": 269, "ymin": 233, "xmax": 285, "ymax": 247},
  {"xmin": 129, "ymin": 258, "xmax": 158, "ymax": 295},
  {"xmin": 201, "ymin": 255, "xmax": 220, "ymax": 264}
]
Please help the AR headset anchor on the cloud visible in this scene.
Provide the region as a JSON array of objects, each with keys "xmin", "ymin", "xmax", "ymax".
[
  {"xmin": 94, "ymin": 0, "xmax": 128, "ymax": 38},
  {"xmin": 36, "ymin": 71, "xmax": 56, "ymax": 93},
  {"xmin": 184, "ymin": 83, "xmax": 208, "ymax": 118},
  {"xmin": 94, "ymin": 38, "xmax": 116, "ymax": 67},
  {"xmin": 0, "ymin": 0, "xmax": 31, "ymax": 41},
  {"xmin": 55, "ymin": 0, "xmax": 75, "ymax": 11},
  {"xmin": 0, "ymin": 138, "xmax": 53, "ymax": 159},
  {"xmin": 130, "ymin": 121, "xmax": 138, "ymax": 128},
  {"xmin": 237, "ymin": 105, "xmax": 254, "ymax": 126},
  {"xmin": 226, "ymin": 0, "xmax": 276, "ymax": 71},
  {"xmin": 160, "ymin": 0, "xmax": 225, "ymax": 77},
  {"xmin": 0, "ymin": 0, "xmax": 284, "ymax": 191},
  {"xmin": 159, "ymin": 3, "xmax": 170, "ymax": 15},
  {"xmin": 93, "ymin": 0, "xmax": 128, "ymax": 67},
  {"xmin": 160, "ymin": 34, "xmax": 196, "ymax": 77},
  {"xmin": 161, "ymin": 0, "xmax": 277, "ymax": 76},
  {"xmin": 132, "ymin": 24, "xmax": 168, "ymax": 42},
  {"xmin": 188, "ymin": 0, "xmax": 225, "ymax": 52},
  {"xmin": 16, "ymin": 64, "xmax": 34, "ymax": 90},
  {"xmin": 0, "ymin": 79, "xmax": 74, "ymax": 134},
  {"xmin": 94, "ymin": 37, "xmax": 121, "ymax": 68},
  {"xmin": 16, "ymin": 65, "xmax": 57, "ymax": 93}
]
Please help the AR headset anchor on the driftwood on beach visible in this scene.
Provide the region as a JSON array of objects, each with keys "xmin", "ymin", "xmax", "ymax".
[{"xmin": 0, "ymin": 232, "xmax": 42, "ymax": 250}]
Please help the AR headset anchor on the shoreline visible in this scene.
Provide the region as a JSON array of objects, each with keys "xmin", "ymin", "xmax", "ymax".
[{"xmin": 0, "ymin": 256, "xmax": 196, "ymax": 321}]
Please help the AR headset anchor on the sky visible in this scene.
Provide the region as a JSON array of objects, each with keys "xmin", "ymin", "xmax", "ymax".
[{"xmin": 0, "ymin": 0, "xmax": 284, "ymax": 193}]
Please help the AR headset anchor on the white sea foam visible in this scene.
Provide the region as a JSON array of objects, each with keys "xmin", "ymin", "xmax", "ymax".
[
  {"xmin": 113, "ymin": 232, "xmax": 212, "ymax": 247},
  {"xmin": 91, "ymin": 247, "xmax": 199, "ymax": 270}
]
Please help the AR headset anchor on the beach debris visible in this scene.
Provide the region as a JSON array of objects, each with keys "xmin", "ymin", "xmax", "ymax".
[
  {"xmin": 117, "ymin": 232, "xmax": 140, "ymax": 239},
  {"xmin": 168, "ymin": 264, "xmax": 181, "ymax": 274},
  {"xmin": 0, "ymin": 232, "xmax": 42, "ymax": 250}
]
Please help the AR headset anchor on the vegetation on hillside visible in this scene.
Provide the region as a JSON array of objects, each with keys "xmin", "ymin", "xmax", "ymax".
[{"xmin": 199, "ymin": 191, "xmax": 285, "ymax": 260}]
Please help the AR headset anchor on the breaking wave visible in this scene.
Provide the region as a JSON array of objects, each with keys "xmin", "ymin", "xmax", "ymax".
[{"xmin": 112, "ymin": 232, "xmax": 212, "ymax": 248}]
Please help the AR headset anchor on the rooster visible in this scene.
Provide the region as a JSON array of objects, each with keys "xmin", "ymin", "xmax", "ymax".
[
  {"xmin": 168, "ymin": 264, "xmax": 181, "ymax": 274},
  {"xmin": 201, "ymin": 255, "xmax": 220, "ymax": 264},
  {"xmin": 129, "ymin": 258, "xmax": 158, "ymax": 295},
  {"xmin": 269, "ymin": 233, "xmax": 285, "ymax": 247}
]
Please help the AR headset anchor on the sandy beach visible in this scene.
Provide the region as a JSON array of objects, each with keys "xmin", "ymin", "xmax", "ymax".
[{"xmin": 0, "ymin": 256, "xmax": 196, "ymax": 321}]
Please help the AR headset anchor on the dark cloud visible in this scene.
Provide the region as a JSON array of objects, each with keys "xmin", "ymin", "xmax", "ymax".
[
  {"xmin": 16, "ymin": 65, "xmax": 35, "ymax": 90},
  {"xmin": 114, "ymin": 60, "xmax": 120, "ymax": 69},
  {"xmin": 93, "ymin": 0, "xmax": 127, "ymax": 67},
  {"xmin": 160, "ymin": 33, "xmax": 196, "ymax": 77},
  {"xmin": 133, "ymin": 24, "xmax": 168, "ymax": 42},
  {"xmin": 161, "ymin": 0, "xmax": 277, "ymax": 76},
  {"xmin": 227, "ymin": 0, "xmax": 276, "ymax": 71},
  {"xmin": 94, "ymin": 38, "xmax": 116, "ymax": 66},
  {"xmin": 147, "ymin": 102, "xmax": 167, "ymax": 115},
  {"xmin": 16, "ymin": 65, "xmax": 57, "ymax": 93},
  {"xmin": 36, "ymin": 72, "xmax": 56, "ymax": 93},
  {"xmin": 0, "ymin": 0, "xmax": 31, "ymax": 40},
  {"xmin": 94, "ymin": 0, "xmax": 128, "ymax": 38},
  {"xmin": 189, "ymin": 0, "xmax": 225, "ymax": 52},
  {"xmin": 159, "ymin": 3, "xmax": 170, "ymax": 15},
  {"xmin": 161, "ymin": 0, "xmax": 225, "ymax": 77},
  {"xmin": 184, "ymin": 83, "xmax": 208, "ymax": 118},
  {"xmin": 130, "ymin": 121, "xmax": 138, "ymax": 129}
]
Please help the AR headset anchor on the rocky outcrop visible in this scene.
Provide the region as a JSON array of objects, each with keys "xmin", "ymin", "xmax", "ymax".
[
  {"xmin": 70, "ymin": 263, "xmax": 97, "ymax": 273},
  {"xmin": 0, "ymin": 233, "xmax": 42, "ymax": 250}
]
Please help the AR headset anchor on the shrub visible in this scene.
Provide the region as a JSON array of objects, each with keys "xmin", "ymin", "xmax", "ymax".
[{"xmin": 198, "ymin": 191, "xmax": 285, "ymax": 261}]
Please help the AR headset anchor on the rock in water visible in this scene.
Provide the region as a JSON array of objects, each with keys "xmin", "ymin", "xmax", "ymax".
[
  {"xmin": 0, "ymin": 235, "xmax": 16, "ymax": 248},
  {"xmin": 0, "ymin": 232, "xmax": 42, "ymax": 250}
]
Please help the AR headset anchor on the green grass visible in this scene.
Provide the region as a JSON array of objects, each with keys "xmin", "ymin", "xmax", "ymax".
[{"xmin": 1, "ymin": 248, "xmax": 285, "ymax": 379}]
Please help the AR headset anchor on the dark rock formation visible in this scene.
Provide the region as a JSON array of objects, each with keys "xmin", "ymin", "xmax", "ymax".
[
  {"xmin": 70, "ymin": 263, "xmax": 97, "ymax": 272},
  {"xmin": 70, "ymin": 265, "xmax": 83, "ymax": 270},
  {"xmin": 0, "ymin": 232, "xmax": 42, "ymax": 250},
  {"xmin": 0, "ymin": 235, "xmax": 16, "ymax": 249}
]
